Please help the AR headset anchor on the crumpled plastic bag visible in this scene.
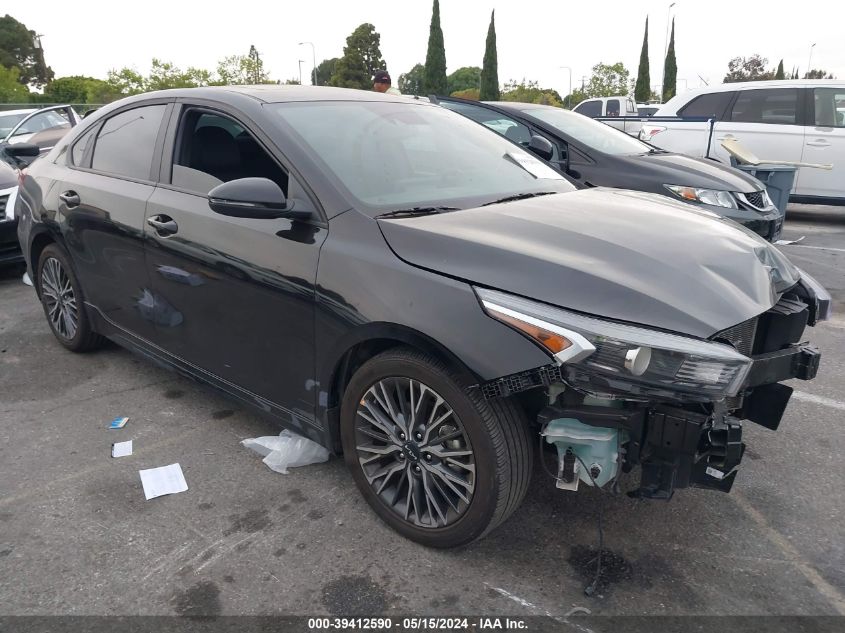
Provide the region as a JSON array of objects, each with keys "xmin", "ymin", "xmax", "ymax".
[{"xmin": 241, "ymin": 429, "xmax": 330, "ymax": 474}]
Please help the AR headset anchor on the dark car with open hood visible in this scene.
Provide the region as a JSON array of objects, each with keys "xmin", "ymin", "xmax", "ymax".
[{"xmin": 16, "ymin": 86, "xmax": 830, "ymax": 548}]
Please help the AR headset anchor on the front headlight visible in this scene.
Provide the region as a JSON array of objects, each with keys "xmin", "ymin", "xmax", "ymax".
[
  {"xmin": 665, "ymin": 185, "xmax": 738, "ymax": 209},
  {"xmin": 477, "ymin": 288, "xmax": 751, "ymax": 400}
]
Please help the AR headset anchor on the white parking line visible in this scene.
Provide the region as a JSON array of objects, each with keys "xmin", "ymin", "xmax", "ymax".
[
  {"xmin": 792, "ymin": 391, "xmax": 845, "ymax": 411},
  {"xmin": 780, "ymin": 244, "xmax": 845, "ymax": 253}
]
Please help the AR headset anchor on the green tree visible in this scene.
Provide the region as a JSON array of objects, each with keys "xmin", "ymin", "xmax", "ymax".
[
  {"xmin": 314, "ymin": 58, "xmax": 339, "ymax": 86},
  {"xmin": 44, "ymin": 76, "xmax": 110, "ymax": 103},
  {"xmin": 146, "ymin": 59, "xmax": 211, "ymax": 90},
  {"xmin": 0, "ymin": 64, "xmax": 29, "ymax": 102},
  {"xmin": 804, "ymin": 69, "xmax": 835, "ymax": 79},
  {"xmin": 330, "ymin": 23, "xmax": 386, "ymax": 90},
  {"xmin": 399, "ymin": 63, "xmax": 425, "ymax": 94},
  {"xmin": 634, "ymin": 17, "xmax": 650, "ymax": 103},
  {"xmin": 480, "ymin": 11, "xmax": 499, "ymax": 100},
  {"xmin": 0, "ymin": 15, "xmax": 53, "ymax": 87},
  {"xmin": 216, "ymin": 51, "xmax": 272, "ymax": 85},
  {"xmin": 501, "ymin": 79, "xmax": 562, "ymax": 106},
  {"xmin": 662, "ymin": 18, "xmax": 676, "ymax": 102},
  {"xmin": 723, "ymin": 54, "xmax": 773, "ymax": 83},
  {"xmin": 423, "ymin": 0, "xmax": 447, "ymax": 94},
  {"xmin": 451, "ymin": 88, "xmax": 479, "ymax": 100},
  {"xmin": 774, "ymin": 59, "xmax": 785, "ymax": 80},
  {"xmin": 583, "ymin": 62, "xmax": 630, "ymax": 98},
  {"xmin": 105, "ymin": 67, "xmax": 146, "ymax": 96},
  {"xmin": 447, "ymin": 66, "xmax": 481, "ymax": 94}
]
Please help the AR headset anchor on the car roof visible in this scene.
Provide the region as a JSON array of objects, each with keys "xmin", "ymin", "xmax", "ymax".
[
  {"xmin": 483, "ymin": 101, "xmax": 559, "ymax": 112},
  {"xmin": 120, "ymin": 85, "xmax": 418, "ymax": 105},
  {"xmin": 0, "ymin": 108, "xmax": 37, "ymax": 116}
]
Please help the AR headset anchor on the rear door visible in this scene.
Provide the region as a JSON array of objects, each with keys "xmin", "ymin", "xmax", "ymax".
[
  {"xmin": 56, "ymin": 102, "xmax": 170, "ymax": 341},
  {"xmin": 713, "ymin": 88, "xmax": 805, "ymax": 170},
  {"xmin": 142, "ymin": 102, "xmax": 326, "ymax": 423},
  {"xmin": 797, "ymin": 87, "xmax": 845, "ymax": 198}
]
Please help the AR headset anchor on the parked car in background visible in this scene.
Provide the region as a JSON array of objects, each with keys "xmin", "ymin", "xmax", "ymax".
[
  {"xmin": 16, "ymin": 87, "xmax": 828, "ymax": 548},
  {"xmin": 637, "ymin": 103, "xmax": 660, "ymax": 117},
  {"xmin": 1, "ymin": 158, "xmax": 24, "ymax": 265},
  {"xmin": 573, "ymin": 95, "xmax": 645, "ymax": 136},
  {"xmin": 640, "ymin": 80, "xmax": 845, "ymax": 204},
  {"xmin": 438, "ymin": 97, "xmax": 785, "ymax": 241},
  {"xmin": 0, "ymin": 105, "xmax": 81, "ymax": 168}
]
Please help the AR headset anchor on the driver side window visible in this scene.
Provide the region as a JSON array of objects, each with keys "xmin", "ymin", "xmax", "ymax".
[{"xmin": 172, "ymin": 109, "xmax": 289, "ymax": 196}]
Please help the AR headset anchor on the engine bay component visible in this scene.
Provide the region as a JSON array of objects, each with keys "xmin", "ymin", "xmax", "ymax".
[{"xmin": 542, "ymin": 416, "xmax": 626, "ymax": 490}]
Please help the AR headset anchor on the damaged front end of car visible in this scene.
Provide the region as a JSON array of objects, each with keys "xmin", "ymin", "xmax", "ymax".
[{"xmin": 475, "ymin": 270, "xmax": 830, "ymax": 500}]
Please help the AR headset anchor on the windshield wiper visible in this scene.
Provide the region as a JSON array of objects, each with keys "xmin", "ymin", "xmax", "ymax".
[
  {"xmin": 481, "ymin": 191, "xmax": 557, "ymax": 206},
  {"xmin": 378, "ymin": 206, "xmax": 460, "ymax": 219}
]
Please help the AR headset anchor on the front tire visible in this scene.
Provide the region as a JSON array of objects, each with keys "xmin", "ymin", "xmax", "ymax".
[
  {"xmin": 37, "ymin": 243, "xmax": 105, "ymax": 352},
  {"xmin": 340, "ymin": 348, "xmax": 533, "ymax": 548}
]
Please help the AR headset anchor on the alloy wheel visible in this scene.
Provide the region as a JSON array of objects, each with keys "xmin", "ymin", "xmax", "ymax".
[
  {"xmin": 354, "ymin": 377, "xmax": 476, "ymax": 528},
  {"xmin": 40, "ymin": 257, "xmax": 79, "ymax": 341}
]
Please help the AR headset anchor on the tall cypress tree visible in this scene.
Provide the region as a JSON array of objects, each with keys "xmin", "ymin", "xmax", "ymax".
[
  {"xmin": 634, "ymin": 17, "xmax": 650, "ymax": 103},
  {"xmin": 480, "ymin": 11, "xmax": 499, "ymax": 101},
  {"xmin": 661, "ymin": 18, "xmax": 677, "ymax": 102},
  {"xmin": 423, "ymin": 0, "xmax": 447, "ymax": 94},
  {"xmin": 775, "ymin": 59, "xmax": 785, "ymax": 80}
]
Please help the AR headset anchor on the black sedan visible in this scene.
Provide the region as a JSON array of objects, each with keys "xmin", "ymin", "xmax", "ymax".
[
  {"xmin": 16, "ymin": 87, "xmax": 827, "ymax": 548},
  {"xmin": 438, "ymin": 97, "xmax": 785, "ymax": 241}
]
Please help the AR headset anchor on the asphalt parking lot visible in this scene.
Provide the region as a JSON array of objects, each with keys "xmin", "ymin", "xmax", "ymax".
[{"xmin": 1, "ymin": 206, "xmax": 843, "ymax": 623}]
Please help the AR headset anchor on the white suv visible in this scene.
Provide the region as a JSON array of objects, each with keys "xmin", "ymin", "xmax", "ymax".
[{"xmin": 643, "ymin": 80, "xmax": 845, "ymax": 203}]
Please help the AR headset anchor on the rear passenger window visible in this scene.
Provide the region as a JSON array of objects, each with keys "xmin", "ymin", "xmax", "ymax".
[
  {"xmin": 605, "ymin": 99, "xmax": 621, "ymax": 117},
  {"xmin": 678, "ymin": 92, "xmax": 736, "ymax": 119},
  {"xmin": 729, "ymin": 89, "xmax": 799, "ymax": 125},
  {"xmin": 91, "ymin": 105, "xmax": 166, "ymax": 180},
  {"xmin": 171, "ymin": 110, "xmax": 289, "ymax": 196},
  {"xmin": 575, "ymin": 100, "xmax": 601, "ymax": 117},
  {"xmin": 71, "ymin": 127, "xmax": 96, "ymax": 166}
]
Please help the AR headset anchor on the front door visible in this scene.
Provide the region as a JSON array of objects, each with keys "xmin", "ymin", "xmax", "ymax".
[
  {"xmin": 797, "ymin": 87, "xmax": 845, "ymax": 198},
  {"xmin": 143, "ymin": 105, "xmax": 326, "ymax": 428},
  {"xmin": 712, "ymin": 88, "xmax": 805, "ymax": 179}
]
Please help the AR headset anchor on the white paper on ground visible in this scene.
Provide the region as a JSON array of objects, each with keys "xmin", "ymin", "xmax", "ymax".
[
  {"xmin": 111, "ymin": 440, "xmax": 133, "ymax": 458},
  {"xmin": 22, "ymin": 272, "xmax": 33, "ymax": 287},
  {"xmin": 139, "ymin": 463, "xmax": 188, "ymax": 500},
  {"xmin": 241, "ymin": 429, "xmax": 329, "ymax": 474},
  {"xmin": 774, "ymin": 236, "xmax": 806, "ymax": 246}
]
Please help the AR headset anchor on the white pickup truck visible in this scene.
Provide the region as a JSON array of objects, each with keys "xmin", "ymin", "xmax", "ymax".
[
  {"xmin": 640, "ymin": 80, "xmax": 845, "ymax": 204},
  {"xmin": 572, "ymin": 96, "xmax": 646, "ymax": 136}
]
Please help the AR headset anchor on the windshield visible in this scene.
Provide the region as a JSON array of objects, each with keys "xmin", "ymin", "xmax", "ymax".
[
  {"xmin": 524, "ymin": 107, "xmax": 653, "ymax": 155},
  {"xmin": 269, "ymin": 101, "xmax": 574, "ymax": 212},
  {"xmin": 0, "ymin": 112, "xmax": 29, "ymax": 137}
]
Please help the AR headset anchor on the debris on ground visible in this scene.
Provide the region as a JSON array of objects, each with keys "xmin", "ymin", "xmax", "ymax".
[
  {"xmin": 111, "ymin": 440, "xmax": 133, "ymax": 458},
  {"xmin": 241, "ymin": 429, "xmax": 329, "ymax": 474},
  {"xmin": 774, "ymin": 236, "xmax": 806, "ymax": 245},
  {"xmin": 108, "ymin": 416, "xmax": 129, "ymax": 429},
  {"xmin": 22, "ymin": 272, "xmax": 33, "ymax": 287},
  {"xmin": 139, "ymin": 463, "xmax": 188, "ymax": 500}
]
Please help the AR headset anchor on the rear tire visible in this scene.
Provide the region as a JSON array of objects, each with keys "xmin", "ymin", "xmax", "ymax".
[
  {"xmin": 36, "ymin": 243, "xmax": 106, "ymax": 352},
  {"xmin": 340, "ymin": 347, "xmax": 533, "ymax": 548}
]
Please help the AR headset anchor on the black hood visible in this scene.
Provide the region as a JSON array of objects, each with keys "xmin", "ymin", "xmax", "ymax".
[
  {"xmin": 378, "ymin": 188, "xmax": 800, "ymax": 339},
  {"xmin": 618, "ymin": 152, "xmax": 763, "ymax": 193}
]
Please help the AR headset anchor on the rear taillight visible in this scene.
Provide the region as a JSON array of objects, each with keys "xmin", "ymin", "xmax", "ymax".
[{"xmin": 639, "ymin": 126, "xmax": 666, "ymax": 142}]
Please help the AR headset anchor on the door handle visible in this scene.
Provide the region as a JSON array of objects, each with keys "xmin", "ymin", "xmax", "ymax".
[
  {"xmin": 806, "ymin": 140, "xmax": 831, "ymax": 147},
  {"xmin": 59, "ymin": 190, "xmax": 80, "ymax": 207},
  {"xmin": 146, "ymin": 214, "xmax": 178, "ymax": 236}
]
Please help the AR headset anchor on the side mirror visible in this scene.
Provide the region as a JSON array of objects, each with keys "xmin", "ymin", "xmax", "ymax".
[
  {"xmin": 527, "ymin": 135, "xmax": 554, "ymax": 162},
  {"xmin": 4, "ymin": 143, "xmax": 41, "ymax": 157},
  {"xmin": 208, "ymin": 177, "xmax": 310, "ymax": 220}
]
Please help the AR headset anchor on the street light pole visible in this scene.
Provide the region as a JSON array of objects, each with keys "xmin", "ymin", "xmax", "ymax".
[
  {"xmin": 806, "ymin": 43, "xmax": 816, "ymax": 78},
  {"xmin": 298, "ymin": 60, "xmax": 304, "ymax": 85},
  {"xmin": 559, "ymin": 66, "xmax": 572, "ymax": 108},
  {"xmin": 298, "ymin": 41, "xmax": 317, "ymax": 85}
]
